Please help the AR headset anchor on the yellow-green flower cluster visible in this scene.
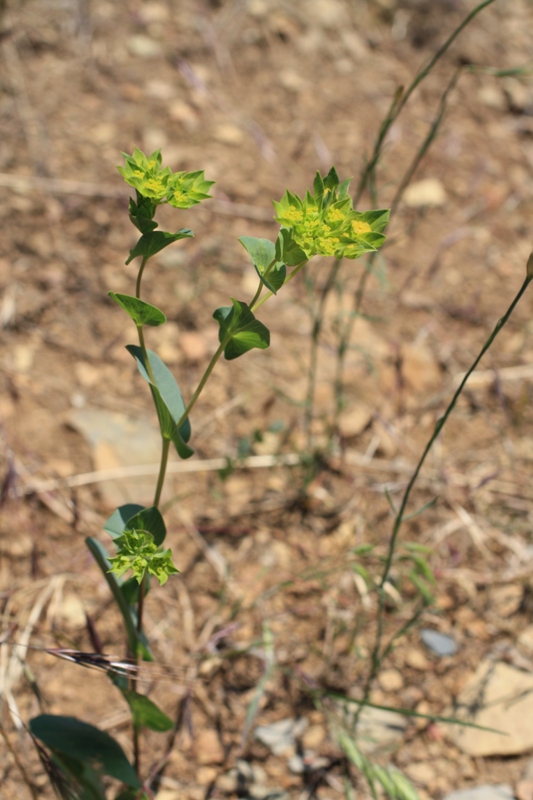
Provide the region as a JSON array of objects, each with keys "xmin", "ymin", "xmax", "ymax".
[
  {"xmin": 273, "ymin": 170, "xmax": 389, "ymax": 261},
  {"xmin": 118, "ymin": 147, "xmax": 214, "ymax": 209}
]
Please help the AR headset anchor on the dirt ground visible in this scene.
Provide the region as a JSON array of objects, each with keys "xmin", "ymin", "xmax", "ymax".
[{"xmin": 2, "ymin": 0, "xmax": 533, "ymax": 798}]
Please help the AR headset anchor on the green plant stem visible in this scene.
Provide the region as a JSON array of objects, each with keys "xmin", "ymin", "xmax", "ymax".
[
  {"xmin": 176, "ymin": 340, "xmax": 226, "ymax": 429},
  {"xmin": 353, "ymin": 0, "xmax": 496, "ymax": 206},
  {"xmin": 332, "ymin": 65, "xmax": 465, "ymax": 430},
  {"xmin": 135, "ymin": 256, "xmax": 149, "ymax": 299},
  {"xmin": 153, "ymin": 437, "xmax": 170, "ymax": 508},
  {"xmin": 251, "ymin": 260, "xmax": 307, "ymax": 313},
  {"xmin": 353, "ymin": 273, "xmax": 532, "ymax": 729},
  {"xmin": 250, "ymin": 279, "xmax": 265, "ymax": 309}
]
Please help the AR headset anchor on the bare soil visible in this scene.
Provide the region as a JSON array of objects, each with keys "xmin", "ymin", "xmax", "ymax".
[{"xmin": 2, "ymin": 1, "xmax": 533, "ymax": 799}]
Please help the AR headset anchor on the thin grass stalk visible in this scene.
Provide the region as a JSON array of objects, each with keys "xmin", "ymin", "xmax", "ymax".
[
  {"xmin": 333, "ymin": 66, "xmax": 463, "ymax": 426},
  {"xmin": 350, "ymin": 273, "xmax": 532, "ymax": 730},
  {"xmin": 304, "ymin": 0, "xmax": 494, "ymax": 440}
]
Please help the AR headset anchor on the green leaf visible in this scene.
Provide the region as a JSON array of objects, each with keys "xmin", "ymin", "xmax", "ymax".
[
  {"xmin": 120, "ymin": 689, "xmax": 173, "ymax": 732},
  {"xmin": 29, "ymin": 715, "xmax": 141, "ymax": 789},
  {"xmin": 213, "ymin": 298, "xmax": 270, "ymax": 361},
  {"xmin": 128, "ymin": 195, "xmax": 158, "ymax": 234},
  {"xmin": 103, "ymin": 504, "xmax": 144, "ymax": 540},
  {"xmin": 109, "ymin": 293, "xmax": 166, "ymax": 327},
  {"xmin": 126, "ymin": 229, "xmax": 193, "ymax": 265},
  {"xmin": 408, "ymin": 570, "xmax": 435, "ymax": 604},
  {"xmin": 124, "ymin": 506, "xmax": 166, "ymax": 546},
  {"xmin": 410, "ymin": 555, "xmax": 436, "ymax": 584},
  {"xmin": 275, "ymin": 228, "xmax": 308, "ymax": 266},
  {"xmin": 50, "ymin": 752, "xmax": 105, "ymax": 800},
  {"xmin": 239, "ymin": 236, "xmax": 275, "ymax": 269},
  {"xmin": 126, "ymin": 346, "xmax": 193, "ymax": 459},
  {"xmin": 239, "ymin": 236, "xmax": 287, "ymax": 294},
  {"xmin": 85, "ymin": 537, "xmax": 153, "ymax": 661}
]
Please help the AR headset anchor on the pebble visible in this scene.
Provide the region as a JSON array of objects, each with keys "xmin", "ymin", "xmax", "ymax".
[
  {"xmin": 214, "ymin": 123, "xmax": 244, "ymax": 146},
  {"xmin": 255, "ymin": 717, "xmax": 308, "ymax": 757},
  {"xmin": 490, "ymin": 584, "xmax": 523, "ymax": 618},
  {"xmin": 195, "ymin": 729, "xmax": 224, "ymax": 765},
  {"xmin": 308, "ymin": 0, "xmax": 347, "ymax": 28},
  {"xmin": 58, "ymin": 592, "xmax": 86, "ymax": 628},
  {"xmin": 169, "ymin": 100, "xmax": 199, "ymax": 129},
  {"xmin": 520, "ymin": 626, "xmax": 533, "ymax": 652},
  {"xmin": 378, "ymin": 668, "xmax": 404, "ymax": 692},
  {"xmin": 404, "ymin": 761, "xmax": 436, "ymax": 787},
  {"xmin": 145, "ymin": 79, "xmax": 176, "ymax": 100},
  {"xmin": 517, "ymin": 780, "xmax": 533, "ymax": 800},
  {"xmin": 405, "ymin": 648, "xmax": 430, "ymax": 671},
  {"xmin": 404, "ymin": 178, "xmax": 447, "ymax": 208},
  {"xmin": 420, "ymin": 629, "xmax": 458, "ymax": 657},
  {"xmin": 302, "ymin": 723, "xmax": 327, "ymax": 749},
  {"xmin": 338, "ymin": 406, "xmax": 373, "ymax": 437},
  {"xmin": 127, "ymin": 34, "xmax": 163, "ymax": 58},
  {"xmin": 0, "ymin": 532, "xmax": 33, "ymax": 558},
  {"xmin": 443, "ymin": 786, "xmax": 514, "ymax": 800}
]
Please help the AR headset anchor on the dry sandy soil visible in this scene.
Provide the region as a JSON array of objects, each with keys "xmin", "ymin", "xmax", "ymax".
[{"xmin": 2, "ymin": 1, "xmax": 533, "ymax": 798}]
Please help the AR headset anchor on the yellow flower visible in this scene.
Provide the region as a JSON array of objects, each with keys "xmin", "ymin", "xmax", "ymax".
[
  {"xmin": 352, "ymin": 220, "xmax": 372, "ymax": 235},
  {"xmin": 326, "ymin": 208, "xmax": 345, "ymax": 223}
]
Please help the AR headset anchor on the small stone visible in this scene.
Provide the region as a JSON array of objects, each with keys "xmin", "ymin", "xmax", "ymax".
[
  {"xmin": 279, "ymin": 69, "xmax": 306, "ymax": 92},
  {"xmin": 0, "ymin": 532, "xmax": 33, "ymax": 558},
  {"xmin": 59, "ymin": 593, "xmax": 86, "ymax": 628},
  {"xmin": 92, "ymin": 122, "xmax": 115, "ymax": 143},
  {"xmin": 404, "ymin": 762, "xmax": 436, "ymax": 787},
  {"xmin": 145, "ymin": 80, "xmax": 176, "ymax": 100},
  {"xmin": 404, "ymin": 178, "xmax": 447, "ymax": 208},
  {"xmin": 214, "ymin": 123, "xmax": 244, "ymax": 146},
  {"xmin": 127, "ymin": 34, "xmax": 162, "ymax": 58},
  {"xmin": 378, "ymin": 668, "xmax": 404, "ymax": 692},
  {"xmin": 75, "ymin": 362, "xmax": 101, "ymax": 388},
  {"xmin": 443, "ymin": 786, "xmax": 514, "ymax": 800},
  {"xmin": 255, "ymin": 718, "xmax": 308, "ymax": 757},
  {"xmin": 302, "ymin": 724, "xmax": 326, "ymax": 749},
  {"xmin": 491, "ymin": 584, "xmax": 523, "ymax": 618},
  {"xmin": 517, "ymin": 780, "xmax": 533, "ymax": 800},
  {"xmin": 11, "ymin": 344, "xmax": 34, "ymax": 373},
  {"xmin": 338, "ymin": 406, "xmax": 372, "ymax": 437},
  {"xmin": 478, "ymin": 85, "xmax": 506, "ymax": 111},
  {"xmin": 155, "ymin": 791, "xmax": 180, "ymax": 800},
  {"xmin": 401, "ymin": 342, "xmax": 441, "ymax": 393},
  {"xmin": 137, "ymin": 2, "xmax": 169, "ymax": 23},
  {"xmin": 197, "ymin": 766, "xmax": 218, "ymax": 785},
  {"xmin": 420, "ymin": 629, "xmax": 458, "ymax": 657},
  {"xmin": 308, "ymin": 0, "xmax": 347, "ymax": 27},
  {"xmin": 405, "ymin": 649, "xmax": 430, "ymax": 671},
  {"xmin": 169, "ymin": 100, "xmax": 199, "ymax": 129},
  {"xmin": 196, "ymin": 729, "xmax": 224, "ymax": 765}
]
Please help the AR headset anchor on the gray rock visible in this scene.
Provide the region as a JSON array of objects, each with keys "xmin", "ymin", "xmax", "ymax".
[
  {"xmin": 443, "ymin": 785, "xmax": 514, "ymax": 800},
  {"xmin": 254, "ymin": 717, "xmax": 308, "ymax": 756},
  {"xmin": 445, "ymin": 660, "xmax": 533, "ymax": 756},
  {"xmin": 420, "ymin": 628, "xmax": 458, "ymax": 657},
  {"xmin": 68, "ymin": 409, "xmax": 164, "ymax": 507}
]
